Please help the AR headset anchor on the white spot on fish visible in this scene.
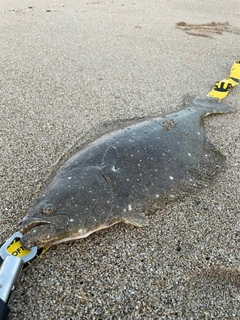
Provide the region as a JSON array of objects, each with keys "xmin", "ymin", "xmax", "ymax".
[
  {"xmin": 188, "ymin": 153, "xmax": 191, "ymax": 157},
  {"xmin": 68, "ymin": 177, "xmax": 72, "ymax": 179},
  {"xmin": 169, "ymin": 176, "xmax": 174, "ymax": 180},
  {"xmin": 156, "ymin": 194, "xmax": 159, "ymax": 198},
  {"xmin": 128, "ymin": 204, "xmax": 132, "ymax": 211},
  {"xmin": 70, "ymin": 219, "xmax": 74, "ymax": 222},
  {"xmin": 197, "ymin": 132, "xmax": 200, "ymax": 135}
]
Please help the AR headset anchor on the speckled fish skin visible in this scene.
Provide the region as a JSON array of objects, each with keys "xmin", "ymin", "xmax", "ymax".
[{"xmin": 19, "ymin": 97, "xmax": 234, "ymax": 248}]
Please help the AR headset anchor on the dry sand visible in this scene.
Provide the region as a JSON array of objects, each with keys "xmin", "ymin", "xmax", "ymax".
[{"xmin": 0, "ymin": 0, "xmax": 239, "ymax": 319}]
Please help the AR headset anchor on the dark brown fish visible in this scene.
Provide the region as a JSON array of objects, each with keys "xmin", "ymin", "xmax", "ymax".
[{"xmin": 19, "ymin": 97, "xmax": 234, "ymax": 248}]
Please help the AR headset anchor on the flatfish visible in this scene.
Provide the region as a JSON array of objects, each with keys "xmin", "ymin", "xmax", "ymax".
[{"xmin": 19, "ymin": 97, "xmax": 234, "ymax": 248}]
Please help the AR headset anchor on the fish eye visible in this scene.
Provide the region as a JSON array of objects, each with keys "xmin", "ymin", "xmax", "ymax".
[{"xmin": 43, "ymin": 204, "xmax": 55, "ymax": 215}]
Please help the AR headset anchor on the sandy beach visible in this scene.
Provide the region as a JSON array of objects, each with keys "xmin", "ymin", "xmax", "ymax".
[{"xmin": 0, "ymin": 0, "xmax": 239, "ymax": 319}]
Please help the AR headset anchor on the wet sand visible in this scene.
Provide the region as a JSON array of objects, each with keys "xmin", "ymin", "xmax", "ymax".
[{"xmin": 0, "ymin": 0, "xmax": 239, "ymax": 319}]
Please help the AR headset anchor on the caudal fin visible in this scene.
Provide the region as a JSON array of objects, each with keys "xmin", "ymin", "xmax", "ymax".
[{"xmin": 193, "ymin": 96, "xmax": 236, "ymax": 114}]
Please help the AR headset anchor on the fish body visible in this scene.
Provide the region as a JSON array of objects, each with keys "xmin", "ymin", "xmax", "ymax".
[{"xmin": 19, "ymin": 97, "xmax": 234, "ymax": 248}]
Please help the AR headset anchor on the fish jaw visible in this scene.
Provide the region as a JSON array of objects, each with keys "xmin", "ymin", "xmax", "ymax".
[
  {"xmin": 20, "ymin": 224, "xmax": 67, "ymax": 248},
  {"xmin": 20, "ymin": 216, "xmax": 124, "ymax": 248},
  {"xmin": 50, "ymin": 219, "xmax": 124, "ymax": 246},
  {"xmin": 19, "ymin": 214, "xmax": 70, "ymax": 249}
]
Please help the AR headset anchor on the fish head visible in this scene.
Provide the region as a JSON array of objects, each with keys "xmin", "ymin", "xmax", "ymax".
[
  {"xmin": 19, "ymin": 190, "xmax": 71, "ymax": 249},
  {"xmin": 19, "ymin": 167, "xmax": 113, "ymax": 248}
]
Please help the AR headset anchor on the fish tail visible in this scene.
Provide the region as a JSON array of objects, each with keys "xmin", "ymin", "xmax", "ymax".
[{"xmin": 193, "ymin": 96, "xmax": 236, "ymax": 114}]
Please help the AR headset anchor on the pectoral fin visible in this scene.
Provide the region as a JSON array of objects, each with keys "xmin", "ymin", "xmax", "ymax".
[
  {"xmin": 122, "ymin": 212, "xmax": 149, "ymax": 227},
  {"xmin": 102, "ymin": 145, "xmax": 119, "ymax": 168}
]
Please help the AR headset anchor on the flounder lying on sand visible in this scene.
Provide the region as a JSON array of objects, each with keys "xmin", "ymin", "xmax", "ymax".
[{"xmin": 19, "ymin": 97, "xmax": 234, "ymax": 248}]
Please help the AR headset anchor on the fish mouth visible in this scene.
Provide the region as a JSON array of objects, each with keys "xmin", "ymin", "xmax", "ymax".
[
  {"xmin": 20, "ymin": 221, "xmax": 53, "ymax": 234},
  {"xmin": 19, "ymin": 214, "xmax": 70, "ymax": 248},
  {"xmin": 19, "ymin": 213, "xmax": 70, "ymax": 233}
]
